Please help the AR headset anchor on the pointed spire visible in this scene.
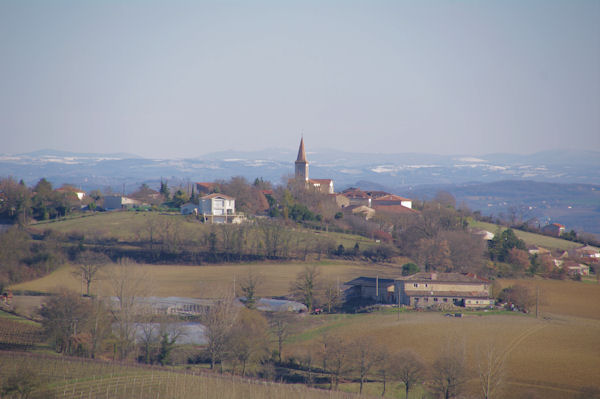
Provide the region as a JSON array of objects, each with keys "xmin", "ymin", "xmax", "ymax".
[{"xmin": 296, "ymin": 137, "xmax": 307, "ymax": 163}]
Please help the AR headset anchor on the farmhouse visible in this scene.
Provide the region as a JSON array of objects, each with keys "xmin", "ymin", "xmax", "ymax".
[
  {"xmin": 397, "ymin": 272, "xmax": 493, "ymax": 308},
  {"xmin": 345, "ymin": 272, "xmax": 493, "ymax": 309}
]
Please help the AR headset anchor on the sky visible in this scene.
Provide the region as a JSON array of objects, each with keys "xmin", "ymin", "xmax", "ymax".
[{"xmin": 1, "ymin": 0, "xmax": 599, "ymax": 158}]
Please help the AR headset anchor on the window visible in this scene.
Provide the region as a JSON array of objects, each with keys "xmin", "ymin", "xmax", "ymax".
[
  {"xmin": 443, "ymin": 298, "xmax": 448, "ymax": 303},
  {"xmin": 425, "ymin": 284, "xmax": 428, "ymax": 287},
  {"xmin": 424, "ymin": 298, "xmax": 428, "ymax": 302},
  {"xmin": 433, "ymin": 298, "xmax": 438, "ymax": 302},
  {"xmin": 413, "ymin": 283, "xmax": 419, "ymax": 287}
]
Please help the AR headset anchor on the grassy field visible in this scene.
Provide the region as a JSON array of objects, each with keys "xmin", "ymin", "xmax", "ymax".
[
  {"xmin": 29, "ymin": 211, "xmax": 379, "ymax": 250},
  {"xmin": 10, "ymin": 260, "xmax": 406, "ymax": 298},
  {"xmin": 469, "ymin": 220, "xmax": 590, "ymax": 251}
]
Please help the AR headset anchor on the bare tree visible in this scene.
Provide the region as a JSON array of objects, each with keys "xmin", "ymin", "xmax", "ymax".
[
  {"xmin": 291, "ymin": 265, "xmax": 320, "ymax": 313},
  {"xmin": 393, "ymin": 349, "xmax": 426, "ymax": 399},
  {"xmin": 430, "ymin": 340, "xmax": 468, "ymax": 399},
  {"xmin": 270, "ymin": 313, "xmax": 290, "ymax": 363},
  {"xmin": 321, "ymin": 334, "xmax": 350, "ymax": 390},
  {"xmin": 108, "ymin": 258, "xmax": 152, "ymax": 360},
  {"xmin": 74, "ymin": 250, "xmax": 109, "ymax": 297},
  {"xmin": 376, "ymin": 350, "xmax": 391, "ymax": 397},
  {"xmin": 297, "ymin": 347, "xmax": 317, "ymax": 386},
  {"xmin": 322, "ymin": 280, "xmax": 342, "ymax": 313},
  {"xmin": 477, "ymin": 341, "xmax": 506, "ymax": 399},
  {"xmin": 352, "ymin": 337, "xmax": 384, "ymax": 394},
  {"xmin": 202, "ymin": 294, "xmax": 239, "ymax": 371}
]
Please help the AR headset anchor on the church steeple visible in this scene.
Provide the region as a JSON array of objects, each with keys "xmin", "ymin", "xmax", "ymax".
[
  {"xmin": 295, "ymin": 137, "xmax": 309, "ymax": 181},
  {"xmin": 296, "ymin": 137, "xmax": 307, "ymax": 163}
]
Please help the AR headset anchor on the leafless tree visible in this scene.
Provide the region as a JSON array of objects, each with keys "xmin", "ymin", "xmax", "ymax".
[
  {"xmin": 322, "ymin": 280, "xmax": 342, "ymax": 313},
  {"xmin": 270, "ymin": 313, "xmax": 290, "ymax": 363},
  {"xmin": 476, "ymin": 341, "xmax": 506, "ymax": 399},
  {"xmin": 352, "ymin": 337, "xmax": 384, "ymax": 394},
  {"xmin": 74, "ymin": 250, "xmax": 109, "ymax": 297},
  {"xmin": 291, "ymin": 265, "xmax": 321, "ymax": 313},
  {"xmin": 321, "ymin": 334, "xmax": 350, "ymax": 390},
  {"xmin": 376, "ymin": 350, "xmax": 391, "ymax": 397},
  {"xmin": 202, "ymin": 293, "xmax": 239, "ymax": 371},
  {"xmin": 297, "ymin": 347, "xmax": 317, "ymax": 386},
  {"xmin": 107, "ymin": 258, "xmax": 152, "ymax": 359},
  {"xmin": 393, "ymin": 349, "xmax": 426, "ymax": 399},
  {"xmin": 429, "ymin": 340, "xmax": 468, "ymax": 399}
]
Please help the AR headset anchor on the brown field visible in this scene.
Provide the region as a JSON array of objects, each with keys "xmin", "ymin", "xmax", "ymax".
[
  {"xmin": 498, "ymin": 278, "xmax": 600, "ymax": 319},
  {"xmin": 10, "ymin": 260, "xmax": 406, "ymax": 298},
  {"xmin": 9, "ymin": 260, "xmax": 600, "ymax": 398},
  {"xmin": 287, "ymin": 310, "xmax": 600, "ymax": 398}
]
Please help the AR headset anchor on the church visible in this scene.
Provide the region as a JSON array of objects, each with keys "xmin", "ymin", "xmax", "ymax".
[{"xmin": 294, "ymin": 138, "xmax": 334, "ymax": 194}]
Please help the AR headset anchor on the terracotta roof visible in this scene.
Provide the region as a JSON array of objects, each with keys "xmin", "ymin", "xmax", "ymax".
[
  {"xmin": 200, "ymin": 193, "xmax": 234, "ymax": 200},
  {"xmin": 372, "ymin": 204, "xmax": 419, "ymax": 214},
  {"xmin": 400, "ymin": 272, "xmax": 490, "ymax": 284},
  {"xmin": 341, "ymin": 188, "xmax": 370, "ymax": 199},
  {"xmin": 365, "ymin": 190, "xmax": 392, "ymax": 199},
  {"xmin": 296, "ymin": 137, "xmax": 307, "ymax": 163},
  {"xmin": 373, "ymin": 194, "xmax": 412, "ymax": 202}
]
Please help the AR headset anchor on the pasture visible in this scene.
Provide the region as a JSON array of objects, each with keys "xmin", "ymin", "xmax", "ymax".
[
  {"xmin": 470, "ymin": 220, "xmax": 588, "ymax": 251},
  {"xmin": 29, "ymin": 211, "xmax": 379, "ymax": 251}
]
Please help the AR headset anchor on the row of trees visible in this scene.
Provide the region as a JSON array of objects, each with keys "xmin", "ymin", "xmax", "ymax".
[{"xmin": 283, "ymin": 335, "xmax": 507, "ymax": 399}]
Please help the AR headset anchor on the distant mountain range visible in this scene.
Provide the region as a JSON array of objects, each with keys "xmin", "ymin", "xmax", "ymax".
[{"xmin": 1, "ymin": 148, "xmax": 599, "ymax": 235}]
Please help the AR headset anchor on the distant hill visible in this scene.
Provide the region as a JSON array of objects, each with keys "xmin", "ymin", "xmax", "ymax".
[
  {"xmin": 403, "ymin": 180, "xmax": 600, "ymax": 236},
  {"xmin": 1, "ymin": 148, "xmax": 599, "ymax": 235}
]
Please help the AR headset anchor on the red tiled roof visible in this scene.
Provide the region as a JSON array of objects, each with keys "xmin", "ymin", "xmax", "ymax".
[
  {"xmin": 373, "ymin": 194, "xmax": 412, "ymax": 202},
  {"xmin": 341, "ymin": 188, "xmax": 370, "ymax": 198},
  {"xmin": 373, "ymin": 204, "xmax": 419, "ymax": 214}
]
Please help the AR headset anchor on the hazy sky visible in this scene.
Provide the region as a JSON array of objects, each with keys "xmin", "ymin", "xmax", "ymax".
[{"xmin": 1, "ymin": 0, "xmax": 599, "ymax": 158}]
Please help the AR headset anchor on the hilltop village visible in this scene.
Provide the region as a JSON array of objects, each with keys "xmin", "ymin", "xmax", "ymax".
[{"xmin": 0, "ymin": 139, "xmax": 599, "ymax": 399}]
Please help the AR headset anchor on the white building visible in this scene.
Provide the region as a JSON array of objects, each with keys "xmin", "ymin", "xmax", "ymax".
[
  {"xmin": 103, "ymin": 195, "xmax": 143, "ymax": 210},
  {"xmin": 199, "ymin": 193, "xmax": 237, "ymax": 223}
]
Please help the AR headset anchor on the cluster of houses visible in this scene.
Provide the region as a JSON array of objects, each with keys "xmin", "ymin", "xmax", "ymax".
[
  {"xmin": 528, "ymin": 244, "xmax": 597, "ymax": 276},
  {"xmin": 177, "ymin": 138, "xmax": 417, "ymax": 224}
]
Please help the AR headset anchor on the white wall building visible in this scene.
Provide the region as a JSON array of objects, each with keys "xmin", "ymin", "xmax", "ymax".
[{"xmin": 198, "ymin": 193, "xmax": 237, "ymax": 223}]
